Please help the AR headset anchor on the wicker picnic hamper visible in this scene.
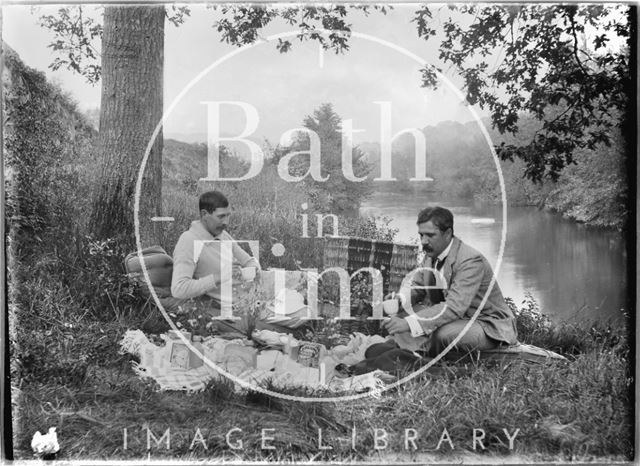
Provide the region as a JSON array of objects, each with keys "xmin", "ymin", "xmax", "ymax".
[{"xmin": 321, "ymin": 236, "xmax": 420, "ymax": 335}]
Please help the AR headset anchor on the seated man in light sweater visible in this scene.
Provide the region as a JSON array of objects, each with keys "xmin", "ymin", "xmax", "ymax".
[
  {"xmin": 171, "ymin": 191, "xmax": 306, "ymax": 336},
  {"xmin": 171, "ymin": 191, "xmax": 261, "ymax": 319}
]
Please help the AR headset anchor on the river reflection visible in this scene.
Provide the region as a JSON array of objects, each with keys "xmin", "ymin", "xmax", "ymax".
[{"xmin": 361, "ymin": 191, "xmax": 628, "ymax": 324}]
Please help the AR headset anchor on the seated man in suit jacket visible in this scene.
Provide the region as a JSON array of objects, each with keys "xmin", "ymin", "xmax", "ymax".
[{"xmin": 383, "ymin": 206, "xmax": 518, "ymax": 356}]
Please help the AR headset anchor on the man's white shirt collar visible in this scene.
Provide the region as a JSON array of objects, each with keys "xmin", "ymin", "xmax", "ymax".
[
  {"xmin": 404, "ymin": 237, "xmax": 454, "ymax": 338},
  {"xmin": 437, "ymin": 238, "xmax": 454, "ymax": 263}
]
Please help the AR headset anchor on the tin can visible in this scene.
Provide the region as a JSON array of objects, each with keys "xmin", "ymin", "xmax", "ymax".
[
  {"xmin": 168, "ymin": 333, "xmax": 202, "ymax": 369},
  {"xmin": 296, "ymin": 342, "xmax": 325, "ymax": 368}
]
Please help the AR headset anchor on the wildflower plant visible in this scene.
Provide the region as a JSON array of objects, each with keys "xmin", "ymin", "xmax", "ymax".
[
  {"xmin": 232, "ymin": 278, "xmax": 269, "ymax": 338},
  {"xmin": 305, "ymin": 316, "xmax": 349, "ymax": 348}
]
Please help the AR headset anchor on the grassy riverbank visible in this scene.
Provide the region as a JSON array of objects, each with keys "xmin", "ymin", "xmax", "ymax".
[
  {"xmin": 6, "ymin": 45, "xmax": 633, "ymax": 463},
  {"xmin": 11, "ymin": 297, "xmax": 633, "ymax": 462},
  {"xmin": 9, "ymin": 160, "xmax": 633, "ymax": 462}
]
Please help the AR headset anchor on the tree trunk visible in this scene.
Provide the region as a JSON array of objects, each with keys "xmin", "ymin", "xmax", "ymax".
[{"xmin": 89, "ymin": 5, "xmax": 164, "ymax": 246}]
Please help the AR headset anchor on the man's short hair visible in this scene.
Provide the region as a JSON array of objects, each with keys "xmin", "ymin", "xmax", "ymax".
[
  {"xmin": 199, "ymin": 191, "xmax": 229, "ymax": 213},
  {"xmin": 417, "ymin": 206, "xmax": 454, "ymax": 233}
]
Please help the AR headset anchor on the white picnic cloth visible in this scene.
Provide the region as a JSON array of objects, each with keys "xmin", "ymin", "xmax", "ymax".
[
  {"xmin": 482, "ymin": 342, "xmax": 566, "ymax": 360},
  {"xmin": 119, "ymin": 330, "xmax": 388, "ymax": 394}
]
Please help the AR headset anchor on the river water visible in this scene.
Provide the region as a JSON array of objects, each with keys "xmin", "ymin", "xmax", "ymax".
[{"xmin": 361, "ymin": 191, "xmax": 628, "ymax": 324}]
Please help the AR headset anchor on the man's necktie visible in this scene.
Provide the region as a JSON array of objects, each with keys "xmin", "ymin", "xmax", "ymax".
[{"xmin": 429, "ymin": 257, "xmax": 446, "ymax": 304}]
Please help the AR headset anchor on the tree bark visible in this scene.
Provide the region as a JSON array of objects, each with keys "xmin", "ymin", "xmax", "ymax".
[{"xmin": 89, "ymin": 5, "xmax": 164, "ymax": 246}]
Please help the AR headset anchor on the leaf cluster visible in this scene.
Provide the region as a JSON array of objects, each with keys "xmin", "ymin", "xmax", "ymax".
[
  {"xmin": 212, "ymin": 4, "xmax": 390, "ymax": 54},
  {"xmin": 413, "ymin": 4, "xmax": 631, "ymax": 182},
  {"xmin": 38, "ymin": 6, "xmax": 103, "ymax": 84},
  {"xmin": 37, "ymin": 5, "xmax": 192, "ymax": 83}
]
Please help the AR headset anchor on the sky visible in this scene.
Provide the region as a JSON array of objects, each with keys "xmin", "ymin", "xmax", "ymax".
[{"xmin": 2, "ymin": 4, "xmax": 484, "ymax": 145}]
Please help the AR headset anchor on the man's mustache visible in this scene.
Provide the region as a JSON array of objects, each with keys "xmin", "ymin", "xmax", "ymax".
[{"xmin": 422, "ymin": 244, "xmax": 433, "ymax": 252}]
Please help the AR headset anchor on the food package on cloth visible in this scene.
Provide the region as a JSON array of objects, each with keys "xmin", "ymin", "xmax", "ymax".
[
  {"xmin": 221, "ymin": 343, "xmax": 258, "ymax": 374},
  {"xmin": 296, "ymin": 342, "xmax": 327, "ymax": 368},
  {"xmin": 251, "ymin": 329, "xmax": 290, "ymax": 347},
  {"xmin": 166, "ymin": 331, "xmax": 207, "ymax": 370}
]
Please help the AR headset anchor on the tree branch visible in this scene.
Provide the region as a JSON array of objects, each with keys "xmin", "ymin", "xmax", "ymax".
[
  {"xmin": 529, "ymin": 100, "xmax": 577, "ymax": 148},
  {"xmin": 568, "ymin": 10, "xmax": 589, "ymax": 76}
]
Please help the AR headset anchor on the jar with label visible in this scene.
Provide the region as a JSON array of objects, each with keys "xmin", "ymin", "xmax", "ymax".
[
  {"xmin": 169, "ymin": 332, "xmax": 202, "ymax": 369},
  {"xmin": 296, "ymin": 342, "xmax": 326, "ymax": 368}
]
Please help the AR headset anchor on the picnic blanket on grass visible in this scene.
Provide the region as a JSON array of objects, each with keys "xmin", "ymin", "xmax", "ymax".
[
  {"xmin": 119, "ymin": 330, "xmax": 389, "ymax": 394},
  {"xmin": 119, "ymin": 330, "xmax": 566, "ymax": 393}
]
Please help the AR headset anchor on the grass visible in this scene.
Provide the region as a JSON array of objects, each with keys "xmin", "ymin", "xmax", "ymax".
[
  {"xmin": 9, "ymin": 187, "xmax": 633, "ymax": 462},
  {"xmin": 11, "ymin": 301, "xmax": 633, "ymax": 462},
  {"xmin": 8, "ymin": 137, "xmax": 633, "ymax": 462}
]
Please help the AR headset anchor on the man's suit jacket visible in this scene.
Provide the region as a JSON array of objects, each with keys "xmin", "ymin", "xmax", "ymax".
[{"xmin": 399, "ymin": 236, "xmax": 517, "ymax": 345}]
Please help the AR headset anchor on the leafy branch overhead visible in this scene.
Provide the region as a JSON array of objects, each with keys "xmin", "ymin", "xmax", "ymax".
[
  {"xmin": 36, "ymin": 5, "xmax": 191, "ymax": 84},
  {"xmin": 37, "ymin": 4, "xmax": 631, "ymax": 183},
  {"xmin": 414, "ymin": 4, "xmax": 631, "ymax": 182},
  {"xmin": 38, "ymin": 4, "xmax": 386, "ymax": 84},
  {"xmin": 38, "ymin": 6, "xmax": 103, "ymax": 84},
  {"xmin": 211, "ymin": 4, "xmax": 390, "ymax": 54}
]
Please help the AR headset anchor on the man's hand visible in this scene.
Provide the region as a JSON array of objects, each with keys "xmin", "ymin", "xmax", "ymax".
[
  {"xmin": 382, "ymin": 316, "xmax": 410, "ymax": 335},
  {"xmin": 231, "ymin": 265, "xmax": 243, "ymax": 282}
]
